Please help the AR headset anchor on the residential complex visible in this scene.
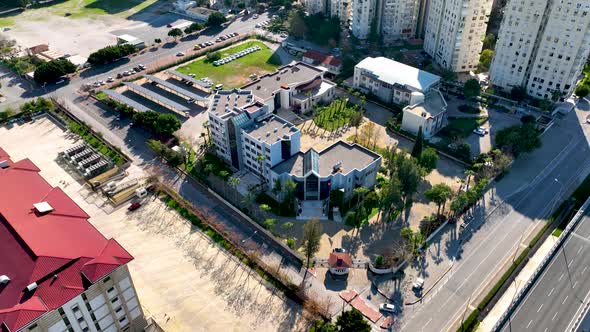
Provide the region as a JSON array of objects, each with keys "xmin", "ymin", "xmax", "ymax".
[
  {"xmin": 0, "ymin": 148, "xmax": 145, "ymax": 332},
  {"xmin": 330, "ymin": 0, "xmax": 351, "ymax": 24},
  {"xmin": 423, "ymin": 0, "xmax": 493, "ymax": 72},
  {"xmin": 489, "ymin": 0, "xmax": 590, "ymax": 99},
  {"xmin": 378, "ymin": 0, "xmax": 420, "ymax": 42},
  {"xmin": 350, "ymin": 0, "xmax": 377, "ymax": 40},
  {"xmin": 353, "ymin": 57, "xmax": 447, "ymax": 138},
  {"xmin": 270, "ymin": 141, "xmax": 382, "ymax": 201}
]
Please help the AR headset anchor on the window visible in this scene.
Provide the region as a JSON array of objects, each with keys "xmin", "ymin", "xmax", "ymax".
[
  {"xmin": 103, "ymin": 276, "xmax": 111, "ymax": 283},
  {"xmin": 111, "ymin": 297, "xmax": 119, "ymax": 304},
  {"xmin": 107, "ymin": 287, "xmax": 115, "ymax": 293},
  {"xmin": 28, "ymin": 324, "xmax": 38, "ymax": 330}
]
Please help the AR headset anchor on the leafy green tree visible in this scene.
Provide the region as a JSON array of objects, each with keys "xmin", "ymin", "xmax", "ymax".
[
  {"xmin": 154, "ymin": 113, "xmax": 181, "ymax": 137},
  {"xmin": 168, "ymin": 28, "xmax": 183, "ymax": 40},
  {"xmin": 397, "ymin": 156, "xmax": 422, "ymax": 203},
  {"xmin": 288, "ymin": 10, "xmax": 307, "ymax": 39},
  {"xmin": 378, "ymin": 177, "xmax": 403, "ymax": 222},
  {"xmin": 463, "ymin": 79, "xmax": 481, "ymax": 99},
  {"xmin": 154, "ymin": 38, "xmax": 162, "ymax": 43},
  {"xmin": 510, "ymin": 86, "xmax": 527, "ymax": 101},
  {"xmin": 335, "ymin": 309, "xmax": 371, "ymax": 332},
  {"xmin": 575, "ymin": 85, "xmax": 589, "ymax": 98},
  {"xmin": 33, "ymin": 58, "xmax": 76, "ymax": 84},
  {"xmin": 411, "ymin": 127, "xmax": 424, "ymax": 158},
  {"xmin": 419, "ymin": 147, "xmax": 438, "ymax": 172},
  {"xmin": 456, "ymin": 143, "xmax": 472, "ymax": 161},
  {"xmin": 349, "ymin": 111, "xmax": 364, "ymax": 140},
  {"xmin": 283, "ymin": 179, "xmax": 297, "ymax": 212},
  {"xmin": 184, "ymin": 22, "xmax": 203, "ymax": 35},
  {"xmin": 302, "ymin": 219, "xmax": 322, "ymax": 282},
  {"xmin": 482, "ymin": 33, "xmax": 496, "ymax": 50},
  {"xmin": 478, "ymin": 49, "xmax": 494, "ymax": 72},
  {"xmin": 495, "ymin": 123, "xmax": 541, "ymax": 157},
  {"xmin": 450, "ymin": 193, "xmax": 469, "ymax": 217},
  {"xmin": 206, "ymin": 51, "xmax": 221, "ymax": 62},
  {"xmin": 206, "ymin": 12, "xmax": 227, "ymax": 27},
  {"xmin": 88, "ymin": 44, "xmax": 137, "ymax": 65},
  {"xmin": 263, "ymin": 218, "xmax": 276, "ymax": 229},
  {"xmin": 424, "ymin": 183, "xmax": 453, "ymax": 216}
]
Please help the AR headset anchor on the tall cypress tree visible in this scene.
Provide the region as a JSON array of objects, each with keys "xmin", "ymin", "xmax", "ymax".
[{"xmin": 411, "ymin": 126, "xmax": 424, "ymax": 158}]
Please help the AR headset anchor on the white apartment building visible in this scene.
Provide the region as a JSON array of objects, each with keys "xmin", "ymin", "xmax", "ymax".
[
  {"xmin": 305, "ymin": 0, "xmax": 326, "ymax": 14},
  {"xmin": 423, "ymin": 0, "xmax": 493, "ymax": 72},
  {"xmin": 330, "ymin": 0, "xmax": 351, "ymax": 24},
  {"xmin": 490, "ymin": 0, "xmax": 590, "ymax": 99},
  {"xmin": 351, "ymin": 0, "xmax": 377, "ymax": 39},
  {"xmin": 379, "ymin": 0, "xmax": 420, "ymax": 42}
]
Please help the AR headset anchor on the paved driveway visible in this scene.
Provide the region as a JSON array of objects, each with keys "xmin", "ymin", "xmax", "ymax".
[{"xmin": 464, "ymin": 108, "xmax": 521, "ymax": 156}]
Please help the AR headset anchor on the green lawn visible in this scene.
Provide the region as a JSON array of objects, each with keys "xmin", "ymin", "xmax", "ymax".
[
  {"xmin": 446, "ymin": 117, "xmax": 488, "ymax": 138},
  {"xmin": 28, "ymin": 0, "xmax": 158, "ymax": 18},
  {"xmin": 176, "ymin": 41, "xmax": 282, "ymax": 89}
]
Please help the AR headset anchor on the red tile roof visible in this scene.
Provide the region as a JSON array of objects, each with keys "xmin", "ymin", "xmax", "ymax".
[
  {"xmin": 329, "ymin": 252, "xmax": 353, "ymax": 268},
  {"xmin": 0, "ymin": 151, "xmax": 133, "ymax": 332},
  {"xmin": 303, "ymin": 50, "xmax": 342, "ymax": 68}
]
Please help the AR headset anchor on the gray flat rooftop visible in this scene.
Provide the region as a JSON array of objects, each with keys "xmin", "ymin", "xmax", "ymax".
[
  {"xmin": 124, "ymin": 82, "xmax": 190, "ymax": 113},
  {"xmin": 144, "ymin": 75, "xmax": 208, "ymax": 101},
  {"xmin": 103, "ymin": 90, "xmax": 150, "ymax": 113},
  {"xmin": 272, "ymin": 141, "xmax": 380, "ymax": 177},
  {"xmin": 210, "ymin": 89, "xmax": 255, "ymax": 116},
  {"xmin": 242, "ymin": 115, "xmax": 298, "ymax": 144},
  {"xmin": 166, "ymin": 70, "xmax": 210, "ymax": 89},
  {"xmin": 405, "ymin": 90, "xmax": 447, "ymax": 118},
  {"xmin": 241, "ymin": 62, "xmax": 324, "ymax": 101}
]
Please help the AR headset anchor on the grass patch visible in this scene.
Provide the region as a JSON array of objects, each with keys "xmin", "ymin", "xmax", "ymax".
[
  {"xmin": 95, "ymin": 91, "xmax": 108, "ymax": 101},
  {"xmin": 440, "ymin": 117, "xmax": 488, "ymax": 141},
  {"xmin": 28, "ymin": 0, "xmax": 158, "ymax": 18},
  {"xmin": 176, "ymin": 41, "xmax": 281, "ymax": 89},
  {"xmin": 313, "ymin": 98, "xmax": 359, "ymax": 130},
  {"xmin": 0, "ymin": 16, "xmax": 14, "ymax": 27}
]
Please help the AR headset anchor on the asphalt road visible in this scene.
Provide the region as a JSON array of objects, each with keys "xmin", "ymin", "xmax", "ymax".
[
  {"xmin": 500, "ymin": 210, "xmax": 590, "ymax": 332},
  {"xmin": 399, "ymin": 106, "xmax": 590, "ymax": 332}
]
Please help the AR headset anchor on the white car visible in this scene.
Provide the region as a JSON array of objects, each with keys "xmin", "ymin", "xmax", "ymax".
[
  {"xmin": 106, "ymin": 77, "xmax": 114, "ymax": 83},
  {"xmin": 255, "ymin": 23, "xmax": 261, "ymax": 28},
  {"xmin": 379, "ymin": 303, "xmax": 395, "ymax": 313},
  {"xmin": 253, "ymin": 14, "xmax": 259, "ymax": 19},
  {"xmin": 413, "ymin": 277, "xmax": 425, "ymax": 290},
  {"xmin": 473, "ymin": 126, "xmax": 488, "ymax": 136}
]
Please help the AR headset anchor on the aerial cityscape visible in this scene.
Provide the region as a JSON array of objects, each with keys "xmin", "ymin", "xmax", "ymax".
[{"xmin": 0, "ymin": 0, "xmax": 589, "ymax": 331}]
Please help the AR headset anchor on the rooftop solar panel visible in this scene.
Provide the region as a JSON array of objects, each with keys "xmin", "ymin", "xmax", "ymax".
[
  {"xmin": 103, "ymin": 90, "xmax": 150, "ymax": 113},
  {"xmin": 144, "ymin": 75, "xmax": 208, "ymax": 101},
  {"xmin": 124, "ymin": 82, "xmax": 190, "ymax": 113}
]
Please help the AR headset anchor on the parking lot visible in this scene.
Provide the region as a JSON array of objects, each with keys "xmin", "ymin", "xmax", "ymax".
[{"xmin": 0, "ymin": 116, "xmax": 307, "ymax": 332}]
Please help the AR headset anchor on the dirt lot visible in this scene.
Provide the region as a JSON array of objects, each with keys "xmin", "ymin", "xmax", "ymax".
[
  {"xmin": 2, "ymin": 0, "xmax": 172, "ymax": 58},
  {"xmin": 0, "ymin": 116, "xmax": 306, "ymax": 332}
]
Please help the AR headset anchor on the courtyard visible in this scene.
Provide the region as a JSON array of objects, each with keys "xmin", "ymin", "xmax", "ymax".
[
  {"xmin": 176, "ymin": 40, "xmax": 282, "ymax": 89},
  {"xmin": 0, "ymin": 116, "xmax": 307, "ymax": 332}
]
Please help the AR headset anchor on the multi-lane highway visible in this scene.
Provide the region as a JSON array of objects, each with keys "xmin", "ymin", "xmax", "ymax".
[
  {"xmin": 500, "ymin": 206, "xmax": 590, "ymax": 332},
  {"xmin": 399, "ymin": 106, "xmax": 590, "ymax": 332}
]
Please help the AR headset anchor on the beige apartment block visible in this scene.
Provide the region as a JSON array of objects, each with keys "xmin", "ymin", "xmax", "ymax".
[{"xmin": 424, "ymin": 0, "xmax": 493, "ymax": 72}]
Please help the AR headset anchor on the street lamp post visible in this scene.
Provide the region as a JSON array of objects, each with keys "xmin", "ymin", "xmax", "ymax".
[{"xmin": 241, "ymin": 230, "xmax": 257, "ymax": 244}]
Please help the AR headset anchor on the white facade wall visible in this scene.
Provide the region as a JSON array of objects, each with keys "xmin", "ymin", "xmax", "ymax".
[
  {"xmin": 330, "ymin": 0, "xmax": 351, "ymax": 23},
  {"xmin": 490, "ymin": 0, "xmax": 590, "ymax": 99},
  {"xmin": 424, "ymin": 0, "xmax": 493, "ymax": 72},
  {"xmin": 305, "ymin": 0, "xmax": 326, "ymax": 14},
  {"xmin": 351, "ymin": 0, "xmax": 376, "ymax": 39},
  {"xmin": 208, "ymin": 112, "xmax": 232, "ymax": 163},
  {"xmin": 380, "ymin": 0, "xmax": 420, "ymax": 42}
]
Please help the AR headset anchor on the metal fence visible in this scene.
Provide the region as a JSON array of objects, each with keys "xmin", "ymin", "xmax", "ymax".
[{"xmin": 491, "ymin": 196, "xmax": 590, "ymax": 331}]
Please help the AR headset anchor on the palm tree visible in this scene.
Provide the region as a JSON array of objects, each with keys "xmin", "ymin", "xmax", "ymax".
[{"xmin": 255, "ymin": 154, "xmax": 267, "ymax": 189}]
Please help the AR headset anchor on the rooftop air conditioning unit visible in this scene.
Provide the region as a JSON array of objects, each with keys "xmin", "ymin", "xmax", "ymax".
[
  {"xmin": 273, "ymin": 127, "xmax": 278, "ymax": 132},
  {"xmin": 26, "ymin": 282, "xmax": 37, "ymax": 292},
  {"xmin": 33, "ymin": 202, "xmax": 54, "ymax": 214},
  {"xmin": 0, "ymin": 275, "xmax": 10, "ymax": 284},
  {"xmin": 0, "ymin": 160, "xmax": 8, "ymax": 168}
]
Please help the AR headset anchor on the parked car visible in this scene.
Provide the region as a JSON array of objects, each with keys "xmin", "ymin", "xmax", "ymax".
[
  {"xmin": 379, "ymin": 303, "xmax": 395, "ymax": 313},
  {"xmin": 106, "ymin": 77, "xmax": 114, "ymax": 83},
  {"xmin": 128, "ymin": 202, "xmax": 141, "ymax": 211},
  {"xmin": 116, "ymin": 73, "xmax": 123, "ymax": 79},
  {"xmin": 413, "ymin": 277, "xmax": 425, "ymax": 290},
  {"xmin": 253, "ymin": 13, "xmax": 259, "ymax": 18},
  {"xmin": 138, "ymin": 64, "xmax": 146, "ymax": 69},
  {"xmin": 333, "ymin": 247, "xmax": 346, "ymax": 253},
  {"xmin": 176, "ymin": 52, "xmax": 185, "ymax": 57},
  {"xmin": 187, "ymin": 98, "xmax": 195, "ymax": 103},
  {"xmin": 473, "ymin": 126, "xmax": 488, "ymax": 136}
]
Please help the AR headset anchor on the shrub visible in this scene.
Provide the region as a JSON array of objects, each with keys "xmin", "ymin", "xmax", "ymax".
[
  {"xmin": 88, "ymin": 44, "xmax": 137, "ymax": 65},
  {"xmin": 575, "ymin": 85, "xmax": 589, "ymax": 98},
  {"xmin": 286, "ymin": 238, "xmax": 295, "ymax": 249},
  {"xmin": 206, "ymin": 51, "xmax": 221, "ymax": 62}
]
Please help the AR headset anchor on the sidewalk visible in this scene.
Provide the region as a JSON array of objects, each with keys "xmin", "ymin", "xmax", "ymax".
[{"xmin": 477, "ymin": 234, "xmax": 558, "ymax": 331}]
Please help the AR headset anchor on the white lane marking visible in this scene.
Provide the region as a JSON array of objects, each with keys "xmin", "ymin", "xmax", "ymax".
[
  {"xmin": 526, "ymin": 320, "xmax": 533, "ymax": 328},
  {"xmin": 563, "ymin": 295, "xmax": 569, "ymax": 304},
  {"xmin": 569, "ymin": 258, "xmax": 574, "ymax": 268},
  {"xmin": 548, "ymin": 288, "xmax": 554, "ymax": 297},
  {"xmin": 543, "ymin": 328, "xmax": 548, "ymax": 332},
  {"xmin": 538, "ymin": 303, "xmax": 544, "ymax": 312},
  {"xmin": 583, "ymin": 266, "xmax": 588, "ymax": 274},
  {"xmin": 578, "ymin": 246, "xmax": 583, "ymax": 255},
  {"xmin": 574, "ymin": 280, "xmax": 579, "ymax": 288},
  {"xmin": 559, "ymin": 273, "xmax": 565, "ymax": 281},
  {"xmin": 552, "ymin": 312, "xmax": 559, "ymax": 321}
]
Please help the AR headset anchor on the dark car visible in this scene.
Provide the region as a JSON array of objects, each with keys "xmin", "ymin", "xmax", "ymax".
[{"xmin": 128, "ymin": 202, "xmax": 141, "ymax": 211}]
